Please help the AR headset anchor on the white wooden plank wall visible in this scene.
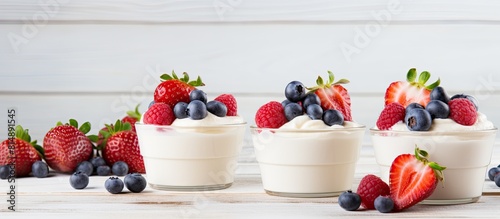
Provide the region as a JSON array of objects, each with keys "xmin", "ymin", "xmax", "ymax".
[{"xmin": 1, "ymin": 1, "xmax": 499, "ymax": 167}]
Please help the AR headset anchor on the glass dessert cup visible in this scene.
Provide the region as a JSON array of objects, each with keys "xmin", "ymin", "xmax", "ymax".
[
  {"xmin": 370, "ymin": 128, "xmax": 498, "ymax": 205},
  {"xmin": 136, "ymin": 122, "xmax": 246, "ymax": 191},
  {"xmin": 250, "ymin": 125, "xmax": 365, "ymax": 198}
]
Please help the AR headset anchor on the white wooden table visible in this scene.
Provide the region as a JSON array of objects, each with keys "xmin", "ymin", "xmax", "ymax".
[{"xmin": 2, "ymin": 145, "xmax": 500, "ymax": 218}]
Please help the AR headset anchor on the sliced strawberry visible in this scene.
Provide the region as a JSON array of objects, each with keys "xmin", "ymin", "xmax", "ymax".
[
  {"xmin": 385, "ymin": 68, "xmax": 440, "ymax": 107},
  {"xmin": 390, "ymin": 147, "xmax": 446, "ymax": 211},
  {"xmin": 154, "ymin": 71, "xmax": 204, "ymax": 109},
  {"xmin": 308, "ymin": 71, "xmax": 352, "ymax": 121}
]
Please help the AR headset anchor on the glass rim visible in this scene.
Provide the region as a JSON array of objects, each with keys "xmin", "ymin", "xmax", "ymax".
[
  {"xmin": 136, "ymin": 122, "xmax": 247, "ymax": 129},
  {"xmin": 249, "ymin": 125, "xmax": 366, "ymax": 133},
  {"xmin": 369, "ymin": 127, "xmax": 498, "ymax": 135}
]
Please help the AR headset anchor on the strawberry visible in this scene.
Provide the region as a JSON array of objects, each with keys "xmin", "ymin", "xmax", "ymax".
[
  {"xmin": 307, "ymin": 71, "xmax": 352, "ymax": 121},
  {"xmin": 255, "ymin": 101, "xmax": 288, "ymax": 128},
  {"xmin": 101, "ymin": 120, "xmax": 145, "ymax": 173},
  {"xmin": 385, "ymin": 68, "xmax": 440, "ymax": 107},
  {"xmin": 0, "ymin": 125, "xmax": 43, "ymax": 177},
  {"xmin": 357, "ymin": 174, "xmax": 390, "ymax": 210},
  {"xmin": 376, "ymin": 102, "xmax": 406, "ymax": 130},
  {"xmin": 122, "ymin": 104, "xmax": 141, "ymax": 132},
  {"xmin": 448, "ymin": 98, "xmax": 477, "ymax": 126},
  {"xmin": 43, "ymin": 119, "xmax": 94, "ymax": 173},
  {"xmin": 143, "ymin": 102, "xmax": 175, "ymax": 125},
  {"xmin": 215, "ymin": 94, "xmax": 238, "ymax": 116},
  {"xmin": 154, "ymin": 71, "xmax": 204, "ymax": 109},
  {"xmin": 390, "ymin": 147, "xmax": 446, "ymax": 211}
]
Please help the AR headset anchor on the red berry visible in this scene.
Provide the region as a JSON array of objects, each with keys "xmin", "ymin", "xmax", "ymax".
[
  {"xmin": 215, "ymin": 94, "xmax": 238, "ymax": 116},
  {"xmin": 376, "ymin": 102, "xmax": 406, "ymax": 130},
  {"xmin": 143, "ymin": 103, "xmax": 175, "ymax": 125},
  {"xmin": 357, "ymin": 174, "xmax": 390, "ymax": 210},
  {"xmin": 448, "ymin": 98, "xmax": 477, "ymax": 126},
  {"xmin": 255, "ymin": 101, "xmax": 288, "ymax": 128}
]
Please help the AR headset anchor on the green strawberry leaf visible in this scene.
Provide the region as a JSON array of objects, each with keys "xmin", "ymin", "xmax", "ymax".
[
  {"xmin": 56, "ymin": 121, "xmax": 63, "ymax": 126},
  {"xmin": 316, "ymin": 76, "xmax": 324, "ymax": 86},
  {"xmin": 407, "ymin": 68, "xmax": 417, "ymax": 82},
  {"xmin": 69, "ymin": 119, "xmax": 78, "ymax": 128},
  {"xmin": 114, "ymin": 120, "xmax": 122, "ymax": 132},
  {"xmin": 327, "ymin": 71, "xmax": 335, "ymax": 84},
  {"xmin": 79, "ymin": 122, "xmax": 91, "ymax": 134},
  {"xmin": 122, "ymin": 122, "xmax": 132, "ymax": 131},
  {"xmin": 126, "ymin": 104, "xmax": 142, "ymax": 120},
  {"xmin": 33, "ymin": 144, "xmax": 45, "ymax": 159},
  {"xmin": 418, "ymin": 71, "xmax": 431, "ymax": 85},
  {"xmin": 160, "ymin": 74, "xmax": 173, "ymax": 81},
  {"xmin": 87, "ymin": 134, "xmax": 99, "ymax": 143},
  {"xmin": 426, "ymin": 78, "xmax": 441, "ymax": 90},
  {"xmin": 335, "ymin": 79, "xmax": 350, "ymax": 84}
]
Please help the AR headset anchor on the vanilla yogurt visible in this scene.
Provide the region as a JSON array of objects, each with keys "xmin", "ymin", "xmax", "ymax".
[
  {"xmin": 371, "ymin": 112, "xmax": 497, "ymax": 204},
  {"xmin": 252, "ymin": 116, "xmax": 365, "ymax": 197},
  {"xmin": 136, "ymin": 114, "xmax": 246, "ymax": 191}
]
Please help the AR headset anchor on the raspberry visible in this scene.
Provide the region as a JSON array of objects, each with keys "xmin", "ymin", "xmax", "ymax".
[
  {"xmin": 448, "ymin": 98, "xmax": 477, "ymax": 126},
  {"xmin": 357, "ymin": 174, "xmax": 390, "ymax": 210},
  {"xmin": 215, "ymin": 94, "xmax": 238, "ymax": 116},
  {"xmin": 376, "ymin": 102, "xmax": 406, "ymax": 130},
  {"xmin": 255, "ymin": 101, "xmax": 287, "ymax": 128},
  {"xmin": 143, "ymin": 103, "xmax": 175, "ymax": 125}
]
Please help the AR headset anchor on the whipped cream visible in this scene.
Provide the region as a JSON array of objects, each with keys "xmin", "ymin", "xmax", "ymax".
[
  {"xmin": 380, "ymin": 112, "xmax": 494, "ymax": 131},
  {"xmin": 279, "ymin": 115, "xmax": 361, "ymax": 130},
  {"xmin": 171, "ymin": 113, "xmax": 245, "ymax": 127}
]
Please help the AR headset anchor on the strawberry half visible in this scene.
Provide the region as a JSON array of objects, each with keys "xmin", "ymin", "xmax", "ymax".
[
  {"xmin": 100, "ymin": 120, "xmax": 145, "ymax": 173},
  {"xmin": 308, "ymin": 71, "xmax": 352, "ymax": 121},
  {"xmin": 385, "ymin": 68, "xmax": 440, "ymax": 107},
  {"xmin": 390, "ymin": 147, "xmax": 446, "ymax": 211},
  {"xmin": 0, "ymin": 125, "xmax": 43, "ymax": 177},
  {"xmin": 154, "ymin": 71, "xmax": 204, "ymax": 109},
  {"xmin": 43, "ymin": 119, "xmax": 94, "ymax": 173}
]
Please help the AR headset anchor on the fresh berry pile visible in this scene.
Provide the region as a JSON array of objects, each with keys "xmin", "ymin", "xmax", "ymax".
[
  {"xmin": 339, "ymin": 147, "xmax": 445, "ymax": 213},
  {"xmin": 255, "ymin": 71, "xmax": 352, "ymax": 128},
  {"xmin": 377, "ymin": 68, "xmax": 479, "ymax": 131},
  {"xmin": 143, "ymin": 71, "xmax": 238, "ymax": 125}
]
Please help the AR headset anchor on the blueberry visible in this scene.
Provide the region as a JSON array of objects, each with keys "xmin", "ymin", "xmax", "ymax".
[
  {"xmin": 70, "ymin": 172, "xmax": 89, "ymax": 189},
  {"xmin": 495, "ymin": 174, "xmax": 500, "ymax": 187},
  {"xmin": 450, "ymin": 94, "xmax": 478, "ymax": 110},
  {"xmin": 124, "ymin": 173, "xmax": 147, "ymax": 193},
  {"xmin": 338, "ymin": 190, "xmax": 361, "ymax": 211},
  {"xmin": 425, "ymin": 100, "xmax": 449, "ymax": 119},
  {"xmin": 323, "ymin": 109, "xmax": 344, "ymax": 126},
  {"xmin": 105, "ymin": 177, "xmax": 124, "ymax": 194},
  {"xmin": 405, "ymin": 108, "xmax": 432, "ymax": 131},
  {"xmin": 281, "ymin": 99, "xmax": 292, "ymax": 108},
  {"xmin": 430, "ymin": 86, "xmax": 450, "ymax": 104},
  {"xmin": 148, "ymin": 100, "xmax": 155, "ymax": 109},
  {"xmin": 173, "ymin": 102, "xmax": 189, "ymax": 119},
  {"xmin": 112, "ymin": 161, "xmax": 129, "ymax": 176},
  {"xmin": 284, "ymin": 102, "xmax": 303, "ymax": 121},
  {"xmin": 189, "ymin": 89, "xmax": 207, "ymax": 104},
  {"xmin": 285, "ymin": 81, "xmax": 307, "ymax": 102},
  {"xmin": 488, "ymin": 167, "xmax": 500, "ymax": 181},
  {"xmin": 76, "ymin": 161, "xmax": 93, "ymax": 176},
  {"xmin": 306, "ymin": 104, "xmax": 323, "ymax": 120},
  {"xmin": 31, "ymin": 161, "xmax": 49, "ymax": 178},
  {"xmin": 187, "ymin": 100, "xmax": 208, "ymax": 120},
  {"xmin": 90, "ymin": 157, "xmax": 106, "ymax": 170},
  {"xmin": 0, "ymin": 165, "xmax": 10, "ymax": 180},
  {"xmin": 97, "ymin": 165, "xmax": 111, "ymax": 176},
  {"xmin": 374, "ymin": 196, "xmax": 394, "ymax": 213},
  {"xmin": 302, "ymin": 93, "xmax": 321, "ymax": 110},
  {"xmin": 206, "ymin": 100, "xmax": 227, "ymax": 117},
  {"xmin": 405, "ymin": 103, "xmax": 424, "ymax": 115}
]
